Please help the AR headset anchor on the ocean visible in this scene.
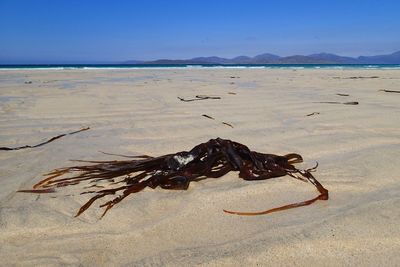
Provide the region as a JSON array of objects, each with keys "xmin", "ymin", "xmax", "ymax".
[{"xmin": 1, "ymin": 64, "xmax": 400, "ymax": 70}]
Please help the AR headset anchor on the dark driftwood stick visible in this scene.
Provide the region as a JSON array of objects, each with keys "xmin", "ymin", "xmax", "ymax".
[{"xmin": 0, "ymin": 127, "xmax": 90, "ymax": 151}]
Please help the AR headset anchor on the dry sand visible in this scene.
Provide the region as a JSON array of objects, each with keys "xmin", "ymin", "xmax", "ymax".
[{"xmin": 0, "ymin": 68, "xmax": 399, "ymax": 266}]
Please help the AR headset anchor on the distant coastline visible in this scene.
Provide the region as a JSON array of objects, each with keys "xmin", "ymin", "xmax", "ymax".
[
  {"xmin": 1, "ymin": 51, "xmax": 400, "ymax": 66},
  {"xmin": 123, "ymin": 51, "xmax": 400, "ymax": 65}
]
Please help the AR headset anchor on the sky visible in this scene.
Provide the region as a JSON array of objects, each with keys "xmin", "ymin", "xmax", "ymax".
[{"xmin": 0, "ymin": 0, "xmax": 399, "ymax": 63}]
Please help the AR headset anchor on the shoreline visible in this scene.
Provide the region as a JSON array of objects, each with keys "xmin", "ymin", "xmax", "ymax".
[{"xmin": 1, "ymin": 63, "xmax": 400, "ymax": 71}]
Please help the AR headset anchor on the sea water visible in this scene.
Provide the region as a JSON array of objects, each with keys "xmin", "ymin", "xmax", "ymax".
[{"xmin": 0, "ymin": 64, "xmax": 400, "ymax": 70}]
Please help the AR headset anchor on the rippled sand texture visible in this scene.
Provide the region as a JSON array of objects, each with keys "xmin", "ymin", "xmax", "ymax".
[{"xmin": 0, "ymin": 68, "xmax": 399, "ymax": 266}]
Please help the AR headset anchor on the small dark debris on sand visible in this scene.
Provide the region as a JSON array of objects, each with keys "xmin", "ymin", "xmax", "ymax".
[
  {"xmin": 178, "ymin": 95, "xmax": 221, "ymax": 102},
  {"xmin": 333, "ymin": 76, "xmax": 379, "ymax": 79},
  {"xmin": 347, "ymin": 76, "xmax": 379, "ymax": 79},
  {"xmin": 306, "ymin": 112, "xmax": 320, "ymax": 117},
  {"xmin": 24, "ymin": 81, "xmax": 32, "ymax": 84},
  {"xmin": 316, "ymin": 101, "xmax": 359, "ymax": 105},
  {"xmin": 0, "ymin": 127, "xmax": 90, "ymax": 151},
  {"xmin": 336, "ymin": 93, "xmax": 350, "ymax": 96},
  {"xmin": 222, "ymin": 122, "xmax": 234, "ymax": 128},
  {"xmin": 379, "ymin": 89, "xmax": 400, "ymax": 93},
  {"xmin": 202, "ymin": 114, "xmax": 234, "ymax": 128},
  {"xmin": 230, "ymin": 76, "xmax": 240, "ymax": 79},
  {"xmin": 228, "ymin": 92, "xmax": 237, "ymax": 95},
  {"xmin": 202, "ymin": 114, "xmax": 215, "ymax": 120}
]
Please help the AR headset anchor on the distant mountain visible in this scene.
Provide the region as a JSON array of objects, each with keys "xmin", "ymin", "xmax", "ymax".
[
  {"xmin": 307, "ymin": 53, "xmax": 358, "ymax": 64},
  {"xmin": 277, "ymin": 55, "xmax": 328, "ymax": 64},
  {"xmin": 357, "ymin": 51, "xmax": 400, "ymax": 64},
  {"xmin": 252, "ymin": 53, "xmax": 281, "ymax": 63},
  {"xmin": 122, "ymin": 51, "xmax": 400, "ymax": 64},
  {"xmin": 190, "ymin": 56, "xmax": 232, "ymax": 64},
  {"xmin": 231, "ymin": 56, "xmax": 253, "ymax": 63}
]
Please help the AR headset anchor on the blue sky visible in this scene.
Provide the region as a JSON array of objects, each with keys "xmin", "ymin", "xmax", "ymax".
[{"xmin": 0, "ymin": 0, "xmax": 399, "ymax": 63}]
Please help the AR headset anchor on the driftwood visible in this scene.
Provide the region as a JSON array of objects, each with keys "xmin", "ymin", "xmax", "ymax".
[
  {"xmin": 0, "ymin": 127, "xmax": 90, "ymax": 151},
  {"xmin": 19, "ymin": 138, "xmax": 328, "ymax": 218}
]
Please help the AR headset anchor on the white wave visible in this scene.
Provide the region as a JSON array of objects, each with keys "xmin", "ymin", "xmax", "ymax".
[
  {"xmin": 279, "ymin": 66, "xmax": 305, "ymax": 70},
  {"xmin": 185, "ymin": 65, "xmax": 204, "ymax": 68},
  {"xmin": 2, "ymin": 65, "xmax": 400, "ymax": 71}
]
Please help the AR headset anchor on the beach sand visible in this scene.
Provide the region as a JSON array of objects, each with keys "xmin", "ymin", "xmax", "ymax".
[{"xmin": 0, "ymin": 68, "xmax": 399, "ymax": 266}]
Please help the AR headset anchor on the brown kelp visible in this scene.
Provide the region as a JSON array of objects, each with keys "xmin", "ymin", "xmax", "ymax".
[
  {"xmin": 306, "ymin": 112, "xmax": 320, "ymax": 117},
  {"xmin": 0, "ymin": 127, "xmax": 90, "ymax": 151},
  {"xmin": 379, "ymin": 89, "xmax": 400, "ymax": 93},
  {"xmin": 315, "ymin": 101, "xmax": 359, "ymax": 105},
  {"xmin": 19, "ymin": 138, "xmax": 328, "ymax": 218},
  {"xmin": 202, "ymin": 114, "xmax": 234, "ymax": 128},
  {"xmin": 178, "ymin": 95, "xmax": 221, "ymax": 102}
]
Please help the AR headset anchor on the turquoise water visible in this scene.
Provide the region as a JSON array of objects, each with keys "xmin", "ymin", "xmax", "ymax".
[{"xmin": 0, "ymin": 64, "xmax": 400, "ymax": 70}]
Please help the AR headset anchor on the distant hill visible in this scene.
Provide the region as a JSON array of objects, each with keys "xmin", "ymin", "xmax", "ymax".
[
  {"xmin": 122, "ymin": 51, "xmax": 400, "ymax": 64},
  {"xmin": 277, "ymin": 55, "xmax": 328, "ymax": 64},
  {"xmin": 252, "ymin": 53, "xmax": 281, "ymax": 63},
  {"xmin": 307, "ymin": 53, "xmax": 358, "ymax": 64},
  {"xmin": 357, "ymin": 51, "xmax": 400, "ymax": 64}
]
